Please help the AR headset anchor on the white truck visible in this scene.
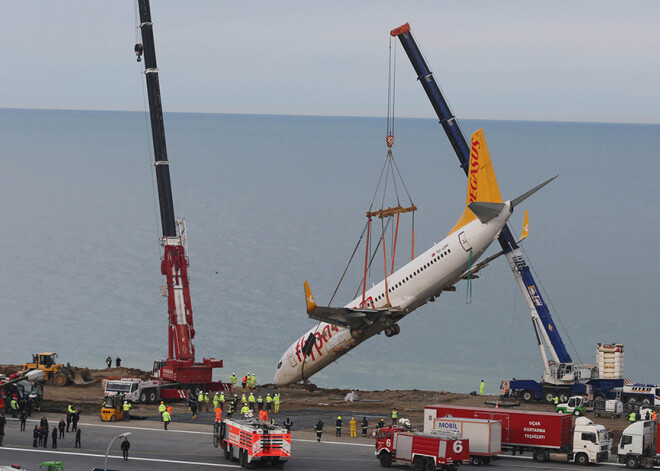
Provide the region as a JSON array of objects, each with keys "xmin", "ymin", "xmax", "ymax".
[
  {"xmin": 620, "ymin": 384, "xmax": 660, "ymax": 406},
  {"xmin": 103, "ymin": 378, "xmax": 185, "ymax": 403},
  {"xmin": 617, "ymin": 420, "xmax": 660, "ymax": 468}
]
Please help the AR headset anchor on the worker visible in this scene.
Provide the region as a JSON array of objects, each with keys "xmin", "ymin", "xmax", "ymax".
[
  {"xmin": 350, "ymin": 417, "xmax": 357, "ymax": 438},
  {"xmin": 242, "ymin": 374, "xmax": 248, "ymax": 390},
  {"xmin": 75, "ymin": 427, "xmax": 82, "ymax": 447},
  {"xmin": 479, "ymin": 380, "xmax": 485, "ymax": 396},
  {"xmin": 653, "ymin": 410, "xmax": 657, "ymax": 421},
  {"xmin": 9, "ymin": 396, "xmax": 18, "ymax": 418},
  {"xmin": 645, "ymin": 410, "xmax": 651, "ymax": 420},
  {"xmin": 241, "ymin": 393, "xmax": 247, "ymax": 404},
  {"xmin": 219, "ymin": 391, "xmax": 226, "ymax": 407},
  {"xmin": 230, "ymin": 372, "xmax": 237, "ymax": 387},
  {"xmin": 241, "ymin": 403, "xmax": 249, "ymax": 416},
  {"xmin": 197, "ymin": 391, "xmax": 205, "ymax": 412},
  {"xmin": 0, "ymin": 413, "xmax": 5, "ymax": 447},
  {"xmin": 226, "ymin": 401, "xmax": 234, "ymax": 419},
  {"xmin": 259, "ymin": 410, "xmax": 268, "ymax": 421},
  {"xmin": 214, "ymin": 407, "xmax": 223, "ymax": 423},
  {"xmin": 123, "ymin": 400, "xmax": 131, "ymax": 421},
  {"xmin": 41, "ymin": 424, "xmax": 48, "ymax": 448},
  {"xmin": 315, "ymin": 420, "xmax": 324, "ymax": 442},
  {"xmin": 361, "ymin": 417, "xmax": 369, "ymax": 437},
  {"xmin": 377, "ymin": 418, "xmax": 385, "ymax": 428},
  {"xmin": 283, "ymin": 417, "xmax": 293, "ymax": 432},
  {"xmin": 106, "ymin": 355, "xmax": 112, "ymax": 369},
  {"xmin": 248, "ymin": 392, "xmax": 256, "ymax": 411},
  {"xmin": 257, "ymin": 395, "xmax": 264, "ymax": 411},
  {"xmin": 71, "ymin": 410, "xmax": 79, "ymax": 432},
  {"xmin": 19, "ymin": 409, "xmax": 27, "ymax": 431},
  {"xmin": 213, "ymin": 392, "xmax": 220, "ymax": 410},
  {"xmin": 273, "ymin": 393, "xmax": 280, "ymax": 413},
  {"xmin": 115, "ymin": 356, "xmax": 122, "ymax": 368},
  {"xmin": 58, "ymin": 418, "xmax": 65, "ymax": 438},
  {"xmin": 553, "ymin": 394, "xmax": 559, "ymax": 405},
  {"xmin": 266, "ymin": 393, "xmax": 273, "ymax": 412},
  {"xmin": 629, "ymin": 411, "xmax": 637, "ymax": 422},
  {"xmin": 51, "ymin": 426, "xmax": 58, "ymax": 449},
  {"xmin": 121, "ymin": 436, "xmax": 130, "ymax": 461},
  {"xmin": 32, "ymin": 424, "xmax": 38, "ymax": 448},
  {"xmin": 158, "ymin": 401, "xmax": 166, "ymax": 420},
  {"xmin": 391, "ymin": 408, "xmax": 398, "ymax": 426},
  {"xmin": 251, "ymin": 374, "xmax": 257, "ymax": 389},
  {"xmin": 336, "ymin": 416, "xmax": 343, "ymax": 437},
  {"xmin": 66, "ymin": 404, "xmax": 74, "ymax": 431},
  {"xmin": 162, "ymin": 409, "xmax": 172, "ymax": 430},
  {"xmin": 204, "ymin": 392, "xmax": 211, "ymax": 412},
  {"xmin": 191, "ymin": 399, "xmax": 198, "ymax": 420}
]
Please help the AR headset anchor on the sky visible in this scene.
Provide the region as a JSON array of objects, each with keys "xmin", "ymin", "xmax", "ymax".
[{"xmin": 1, "ymin": 1, "xmax": 659, "ymax": 124}]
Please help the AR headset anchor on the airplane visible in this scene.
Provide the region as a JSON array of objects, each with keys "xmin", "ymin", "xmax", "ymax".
[{"xmin": 274, "ymin": 129, "xmax": 555, "ymax": 385}]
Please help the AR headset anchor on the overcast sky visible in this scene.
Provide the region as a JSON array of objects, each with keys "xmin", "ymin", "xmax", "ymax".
[{"xmin": 2, "ymin": 1, "xmax": 659, "ymax": 123}]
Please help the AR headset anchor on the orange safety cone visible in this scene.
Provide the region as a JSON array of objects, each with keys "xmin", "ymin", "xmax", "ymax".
[{"xmin": 495, "ymin": 401, "xmax": 499, "ymax": 409}]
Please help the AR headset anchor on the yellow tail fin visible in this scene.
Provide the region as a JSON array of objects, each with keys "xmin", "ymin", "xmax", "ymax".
[
  {"xmin": 520, "ymin": 210, "xmax": 529, "ymax": 241},
  {"xmin": 304, "ymin": 281, "xmax": 318, "ymax": 313},
  {"xmin": 448, "ymin": 129, "xmax": 503, "ymax": 235}
]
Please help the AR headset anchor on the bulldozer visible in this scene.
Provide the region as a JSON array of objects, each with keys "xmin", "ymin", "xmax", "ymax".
[{"xmin": 21, "ymin": 353, "xmax": 94, "ymax": 387}]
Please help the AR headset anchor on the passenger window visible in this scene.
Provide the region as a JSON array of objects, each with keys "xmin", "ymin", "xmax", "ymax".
[
  {"xmin": 582, "ymin": 432, "xmax": 596, "ymax": 443},
  {"xmin": 621, "ymin": 435, "xmax": 632, "ymax": 446}
]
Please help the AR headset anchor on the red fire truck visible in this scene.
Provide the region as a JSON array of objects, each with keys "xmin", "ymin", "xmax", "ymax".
[
  {"xmin": 214, "ymin": 417, "xmax": 291, "ymax": 468},
  {"xmin": 375, "ymin": 426, "xmax": 469, "ymax": 470}
]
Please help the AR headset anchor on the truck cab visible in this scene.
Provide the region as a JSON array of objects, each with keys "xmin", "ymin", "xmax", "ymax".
[
  {"xmin": 617, "ymin": 420, "xmax": 658, "ymax": 469},
  {"xmin": 572, "ymin": 417, "xmax": 610, "ymax": 464},
  {"xmin": 104, "ymin": 379, "xmax": 140, "ymax": 402}
]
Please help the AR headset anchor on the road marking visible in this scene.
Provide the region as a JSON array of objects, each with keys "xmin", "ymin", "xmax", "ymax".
[{"xmin": 0, "ymin": 446, "xmax": 240, "ymax": 468}]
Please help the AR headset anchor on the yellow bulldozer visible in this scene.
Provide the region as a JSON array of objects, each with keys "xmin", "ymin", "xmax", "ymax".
[{"xmin": 21, "ymin": 353, "xmax": 94, "ymax": 387}]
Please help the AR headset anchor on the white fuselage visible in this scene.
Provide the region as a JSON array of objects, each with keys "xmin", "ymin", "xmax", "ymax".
[{"xmin": 273, "ymin": 202, "xmax": 513, "ymax": 385}]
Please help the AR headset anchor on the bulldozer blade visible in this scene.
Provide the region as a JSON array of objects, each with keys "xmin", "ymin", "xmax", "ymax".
[{"xmin": 72, "ymin": 369, "xmax": 96, "ymax": 385}]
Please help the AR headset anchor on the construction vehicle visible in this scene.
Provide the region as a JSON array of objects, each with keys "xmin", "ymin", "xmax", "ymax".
[
  {"xmin": 425, "ymin": 404, "xmax": 610, "ymax": 464},
  {"xmin": 618, "ymin": 384, "xmax": 660, "ymax": 405},
  {"xmin": 0, "ymin": 370, "xmax": 45, "ymax": 412},
  {"xmin": 390, "ymin": 23, "xmax": 625, "ymax": 402},
  {"xmin": 100, "ymin": 393, "xmax": 125, "ymax": 422},
  {"xmin": 103, "ymin": 377, "xmax": 192, "ymax": 404},
  {"xmin": 375, "ymin": 426, "xmax": 468, "ymax": 470},
  {"xmin": 131, "ymin": 0, "xmax": 230, "ymax": 398},
  {"xmin": 617, "ymin": 420, "xmax": 660, "ymax": 468},
  {"xmin": 554, "ymin": 395, "xmax": 587, "ymax": 416},
  {"xmin": 214, "ymin": 416, "xmax": 291, "ymax": 468},
  {"xmin": 20, "ymin": 353, "xmax": 93, "ymax": 387}
]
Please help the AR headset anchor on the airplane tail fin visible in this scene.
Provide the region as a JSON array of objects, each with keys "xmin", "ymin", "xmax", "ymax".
[
  {"xmin": 449, "ymin": 129, "xmax": 503, "ymax": 234},
  {"xmin": 304, "ymin": 281, "xmax": 318, "ymax": 314}
]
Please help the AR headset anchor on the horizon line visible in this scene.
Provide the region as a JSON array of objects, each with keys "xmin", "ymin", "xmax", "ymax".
[{"xmin": 1, "ymin": 106, "xmax": 659, "ymax": 127}]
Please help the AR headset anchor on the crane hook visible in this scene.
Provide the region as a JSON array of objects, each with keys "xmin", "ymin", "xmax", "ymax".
[{"xmin": 134, "ymin": 43, "xmax": 144, "ymax": 62}]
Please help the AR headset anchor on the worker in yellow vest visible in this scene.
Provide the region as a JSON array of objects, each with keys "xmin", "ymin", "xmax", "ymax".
[
  {"xmin": 248, "ymin": 393, "xmax": 256, "ymax": 411},
  {"xmin": 391, "ymin": 408, "xmax": 398, "ymax": 426},
  {"xmin": 158, "ymin": 401, "xmax": 166, "ymax": 420},
  {"xmin": 266, "ymin": 393, "xmax": 273, "ymax": 412},
  {"xmin": 241, "ymin": 403, "xmax": 249, "ymax": 416},
  {"xmin": 122, "ymin": 401, "xmax": 131, "ymax": 421},
  {"xmin": 350, "ymin": 417, "xmax": 357, "ymax": 438},
  {"xmin": 273, "ymin": 393, "xmax": 280, "ymax": 413},
  {"xmin": 162, "ymin": 410, "xmax": 171, "ymax": 430}
]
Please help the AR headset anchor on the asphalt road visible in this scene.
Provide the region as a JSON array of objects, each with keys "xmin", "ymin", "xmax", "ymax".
[{"xmin": 0, "ymin": 412, "xmax": 629, "ymax": 470}]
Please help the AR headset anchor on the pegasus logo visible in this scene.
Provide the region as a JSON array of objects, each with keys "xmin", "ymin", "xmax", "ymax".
[
  {"xmin": 307, "ymin": 294, "xmax": 315, "ymax": 304},
  {"xmin": 468, "ymin": 137, "xmax": 480, "ymax": 203}
]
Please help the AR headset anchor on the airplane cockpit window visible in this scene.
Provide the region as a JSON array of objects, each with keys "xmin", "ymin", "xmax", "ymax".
[{"xmin": 277, "ymin": 361, "xmax": 282, "ymax": 370}]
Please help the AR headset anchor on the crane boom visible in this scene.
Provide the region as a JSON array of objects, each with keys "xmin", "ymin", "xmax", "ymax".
[
  {"xmin": 136, "ymin": 0, "xmax": 222, "ymax": 386},
  {"xmin": 391, "ymin": 23, "xmax": 572, "ymax": 369}
]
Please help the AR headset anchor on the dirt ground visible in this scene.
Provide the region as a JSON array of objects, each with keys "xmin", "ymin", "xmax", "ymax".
[{"xmin": 1, "ymin": 364, "xmax": 632, "ymax": 442}]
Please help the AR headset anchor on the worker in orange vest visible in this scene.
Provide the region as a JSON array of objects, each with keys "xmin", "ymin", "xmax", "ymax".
[
  {"xmin": 259, "ymin": 410, "xmax": 268, "ymax": 421},
  {"xmin": 214, "ymin": 407, "xmax": 223, "ymax": 423}
]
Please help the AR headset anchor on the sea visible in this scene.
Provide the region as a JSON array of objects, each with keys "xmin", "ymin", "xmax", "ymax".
[{"xmin": 1, "ymin": 108, "xmax": 659, "ymax": 394}]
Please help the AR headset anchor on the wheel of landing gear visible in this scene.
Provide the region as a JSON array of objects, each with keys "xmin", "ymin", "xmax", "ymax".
[
  {"xmin": 392, "ymin": 324, "xmax": 400, "ymax": 335},
  {"xmin": 384, "ymin": 328, "xmax": 393, "ymax": 337}
]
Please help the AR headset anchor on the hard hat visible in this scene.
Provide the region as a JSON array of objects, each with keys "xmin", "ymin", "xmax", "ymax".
[
  {"xmin": 267, "ymin": 393, "xmax": 270, "ymax": 396},
  {"xmin": 338, "ymin": 416, "xmax": 341, "ymax": 419},
  {"xmin": 161, "ymin": 401, "xmax": 164, "ymax": 404}
]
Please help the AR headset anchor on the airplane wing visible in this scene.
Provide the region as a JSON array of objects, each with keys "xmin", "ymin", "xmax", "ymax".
[{"xmin": 304, "ymin": 281, "xmax": 402, "ymax": 329}]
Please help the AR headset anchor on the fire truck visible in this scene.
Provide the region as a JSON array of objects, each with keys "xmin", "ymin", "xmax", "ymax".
[
  {"xmin": 375, "ymin": 426, "xmax": 468, "ymax": 470},
  {"xmin": 214, "ymin": 417, "xmax": 291, "ymax": 468}
]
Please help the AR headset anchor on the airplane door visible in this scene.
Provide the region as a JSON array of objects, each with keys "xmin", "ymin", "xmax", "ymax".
[
  {"xmin": 287, "ymin": 348, "xmax": 297, "ymax": 368},
  {"xmin": 458, "ymin": 231, "xmax": 472, "ymax": 252}
]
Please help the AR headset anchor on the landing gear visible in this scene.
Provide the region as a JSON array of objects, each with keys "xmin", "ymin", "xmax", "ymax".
[{"xmin": 384, "ymin": 324, "xmax": 401, "ymax": 337}]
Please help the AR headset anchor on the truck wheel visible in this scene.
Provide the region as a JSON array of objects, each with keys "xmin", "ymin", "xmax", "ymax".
[
  {"xmin": 53, "ymin": 372, "xmax": 68, "ymax": 387},
  {"xmin": 575, "ymin": 453, "xmax": 589, "ymax": 465},
  {"xmin": 148, "ymin": 389, "xmax": 157, "ymax": 403},
  {"xmin": 522, "ymin": 391, "xmax": 533, "ymax": 402},
  {"xmin": 140, "ymin": 391, "xmax": 148, "ymax": 403},
  {"xmin": 110, "ymin": 415, "xmax": 117, "ymax": 422},
  {"xmin": 424, "ymin": 457, "xmax": 435, "ymax": 471},
  {"xmin": 627, "ymin": 397, "xmax": 637, "ymax": 404},
  {"xmin": 481, "ymin": 457, "xmax": 492, "ymax": 465},
  {"xmin": 544, "ymin": 392, "xmax": 555, "ymax": 403},
  {"xmin": 625, "ymin": 456, "xmax": 639, "ymax": 469},
  {"xmin": 533, "ymin": 449, "xmax": 549, "ymax": 462},
  {"xmin": 642, "ymin": 398, "xmax": 651, "ymax": 405},
  {"xmin": 470, "ymin": 456, "xmax": 482, "ymax": 466},
  {"xmin": 379, "ymin": 451, "xmax": 392, "ymax": 468},
  {"xmin": 413, "ymin": 457, "xmax": 424, "ymax": 471},
  {"xmin": 573, "ymin": 409, "xmax": 582, "ymax": 416}
]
